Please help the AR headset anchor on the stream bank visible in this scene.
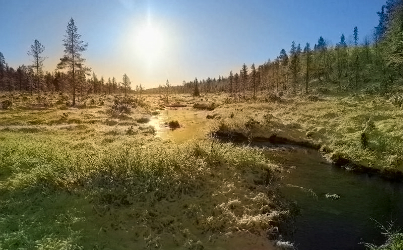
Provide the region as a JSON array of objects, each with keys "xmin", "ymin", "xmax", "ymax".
[{"xmin": 149, "ymin": 107, "xmax": 403, "ymax": 249}]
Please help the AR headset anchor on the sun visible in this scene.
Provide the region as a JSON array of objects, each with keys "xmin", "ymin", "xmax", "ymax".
[{"xmin": 134, "ymin": 23, "xmax": 164, "ymax": 63}]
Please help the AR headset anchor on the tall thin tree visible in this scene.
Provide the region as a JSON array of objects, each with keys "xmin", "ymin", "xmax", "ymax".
[
  {"xmin": 122, "ymin": 73, "xmax": 131, "ymax": 96},
  {"xmin": 28, "ymin": 39, "xmax": 45, "ymax": 95},
  {"xmin": 353, "ymin": 26, "xmax": 359, "ymax": 46},
  {"xmin": 57, "ymin": 18, "xmax": 89, "ymax": 106},
  {"xmin": 241, "ymin": 63, "xmax": 248, "ymax": 98},
  {"xmin": 303, "ymin": 43, "xmax": 312, "ymax": 94},
  {"xmin": 250, "ymin": 63, "xmax": 258, "ymax": 99},
  {"xmin": 229, "ymin": 71, "xmax": 233, "ymax": 97}
]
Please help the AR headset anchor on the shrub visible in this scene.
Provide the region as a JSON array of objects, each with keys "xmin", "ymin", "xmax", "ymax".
[
  {"xmin": 168, "ymin": 120, "xmax": 180, "ymax": 129},
  {"xmin": 126, "ymin": 126, "xmax": 136, "ymax": 135},
  {"xmin": 136, "ymin": 117, "xmax": 150, "ymax": 123},
  {"xmin": 1, "ymin": 99, "xmax": 12, "ymax": 110},
  {"xmin": 193, "ymin": 102, "xmax": 217, "ymax": 111},
  {"xmin": 307, "ymin": 95, "xmax": 320, "ymax": 102},
  {"xmin": 266, "ymin": 93, "xmax": 281, "ymax": 103},
  {"xmin": 111, "ymin": 104, "xmax": 131, "ymax": 114}
]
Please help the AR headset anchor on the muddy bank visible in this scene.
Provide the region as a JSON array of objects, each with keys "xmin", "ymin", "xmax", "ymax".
[{"xmin": 211, "ymin": 130, "xmax": 403, "ymax": 182}]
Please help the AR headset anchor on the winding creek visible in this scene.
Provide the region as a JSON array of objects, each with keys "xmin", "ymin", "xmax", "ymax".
[
  {"xmin": 149, "ymin": 107, "xmax": 403, "ymax": 250},
  {"xmin": 271, "ymin": 147, "xmax": 403, "ymax": 250}
]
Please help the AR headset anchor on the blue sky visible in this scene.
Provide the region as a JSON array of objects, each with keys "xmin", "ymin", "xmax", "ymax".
[{"xmin": 0, "ymin": 0, "xmax": 385, "ymax": 88}]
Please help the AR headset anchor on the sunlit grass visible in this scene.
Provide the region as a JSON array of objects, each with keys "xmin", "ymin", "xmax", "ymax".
[{"xmin": 0, "ymin": 124, "xmax": 285, "ymax": 249}]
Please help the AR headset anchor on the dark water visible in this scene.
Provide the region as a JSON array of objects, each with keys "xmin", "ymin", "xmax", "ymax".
[{"xmin": 267, "ymin": 147, "xmax": 403, "ymax": 250}]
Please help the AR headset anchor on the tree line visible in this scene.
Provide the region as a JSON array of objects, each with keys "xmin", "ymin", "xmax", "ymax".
[
  {"xmin": 169, "ymin": 0, "xmax": 402, "ymax": 98},
  {"xmin": 0, "ymin": 18, "xmax": 132, "ymax": 105}
]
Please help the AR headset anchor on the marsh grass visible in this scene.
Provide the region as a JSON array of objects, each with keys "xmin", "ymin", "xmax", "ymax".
[
  {"xmin": 365, "ymin": 222, "xmax": 403, "ymax": 250},
  {"xmin": 207, "ymin": 93, "xmax": 403, "ymax": 173},
  {"xmin": 0, "ymin": 130, "xmax": 285, "ymax": 249}
]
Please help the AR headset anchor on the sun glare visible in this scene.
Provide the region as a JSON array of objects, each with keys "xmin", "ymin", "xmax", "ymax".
[{"xmin": 134, "ymin": 23, "xmax": 165, "ymax": 64}]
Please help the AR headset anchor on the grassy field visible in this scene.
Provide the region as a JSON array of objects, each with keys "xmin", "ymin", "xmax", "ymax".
[
  {"xmin": 0, "ymin": 93, "xmax": 290, "ymax": 250},
  {"xmin": 1, "ymin": 89, "xmax": 402, "ymax": 249}
]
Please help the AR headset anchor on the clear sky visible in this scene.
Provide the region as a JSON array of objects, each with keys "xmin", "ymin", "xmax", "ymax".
[{"xmin": 0, "ymin": 0, "xmax": 385, "ymax": 88}]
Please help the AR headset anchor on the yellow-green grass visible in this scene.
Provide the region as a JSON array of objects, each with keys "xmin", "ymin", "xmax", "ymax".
[
  {"xmin": 2, "ymin": 91, "xmax": 402, "ymax": 173},
  {"xmin": 0, "ymin": 126, "xmax": 285, "ymax": 249},
  {"xmin": 206, "ymin": 93, "xmax": 403, "ymax": 173}
]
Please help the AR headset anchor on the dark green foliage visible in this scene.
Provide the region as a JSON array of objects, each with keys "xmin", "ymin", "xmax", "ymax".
[
  {"xmin": 353, "ymin": 26, "xmax": 359, "ymax": 46},
  {"xmin": 361, "ymin": 132, "xmax": 368, "ymax": 149}
]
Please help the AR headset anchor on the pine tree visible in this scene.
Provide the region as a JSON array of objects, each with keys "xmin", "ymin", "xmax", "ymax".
[
  {"xmin": 336, "ymin": 34, "xmax": 348, "ymax": 90},
  {"xmin": 234, "ymin": 73, "xmax": 240, "ymax": 97},
  {"xmin": 0, "ymin": 52, "xmax": 6, "ymax": 91},
  {"xmin": 353, "ymin": 26, "xmax": 359, "ymax": 46},
  {"xmin": 193, "ymin": 77, "xmax": 200, "ymax": 97},
  {"xmin": 229, "ymin": 71, "xmax": 233, "ymax": 96},
  {"xmin": 289, "ymin": 41, "xmax": 301, "ymax": 94},
  {"xmin": 250, "ymin": 64, "xmax": 258, "ymax": 99},
  {"xmin": 315, "ymin": 36, "xmax": 328, "ymax": 81},
  {"xmin": 57, "ymin": 18, "xmax": 89, "ymax": 106},
  {"xmin": 112, "ymin": 77, "xmax": 117, "ymax": 94},
  {"xmin": 241, "ymin": 63, "xmax": 248, "ymax": 98},
  {"xmin": 303, "ymin": 43, "xmax": 312, "ymax": 94},
  {"xmin": 92, "ymin": 72, "xmax": 98, "ymax": 94},
  {"xmin": 375, "ymin": 6, "xmax": 387, "ymax": 43},
  {"xmin": 122, "ymin": 74, "xmax": 131, "ymax": 96},
  {"xmin": 107, "ymin": 77, "xmax": 112, "ymax": 94},
  {"xmin": 165, "ymin": 79, "xmax": 170, "ymax": 102},
  {"xmin": 279, "ymin": 49, "xmax": 289, "ymax": 91},
  {"xmin": 27, "ymin": 39, "xmax": 45, "ymax": 95},
  {"xmin": 100, "ymin": 77, "xmax": 105, "ymax": 94}
]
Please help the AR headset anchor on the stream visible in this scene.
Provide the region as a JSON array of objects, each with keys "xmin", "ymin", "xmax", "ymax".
[
  {"xmin": 149, "ymin": 109, "xmax": 403, "ymax": 250},
  {"xmin": 270, "ymin": 146, "xmax": 403, "ymax": 250}
]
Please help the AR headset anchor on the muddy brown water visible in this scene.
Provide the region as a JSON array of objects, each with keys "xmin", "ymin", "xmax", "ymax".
[{"xmin": 150, "ymin": 108, "xmax": 403, "ymax": 250}]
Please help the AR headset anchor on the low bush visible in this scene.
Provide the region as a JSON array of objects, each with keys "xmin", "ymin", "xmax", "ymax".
[
  {"xmin": 1, "ymin": 99, "xmax": 12, "ymax": 109},
  {"xmin": 168, "ymin": 120, "xmax": 180, "ymax": 129},
  {"xmin": 193, "ymin": 102, "xmax": 217, "ymax": 110},
  {"xmin": 136, "ymin": 117, "xmax": 150, "ymax": 123}
]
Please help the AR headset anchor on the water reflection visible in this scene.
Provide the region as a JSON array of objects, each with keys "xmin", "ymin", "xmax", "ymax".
[{"xmin": 274, "ymin": 148, "xmax": 403, "ymax": 250}]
